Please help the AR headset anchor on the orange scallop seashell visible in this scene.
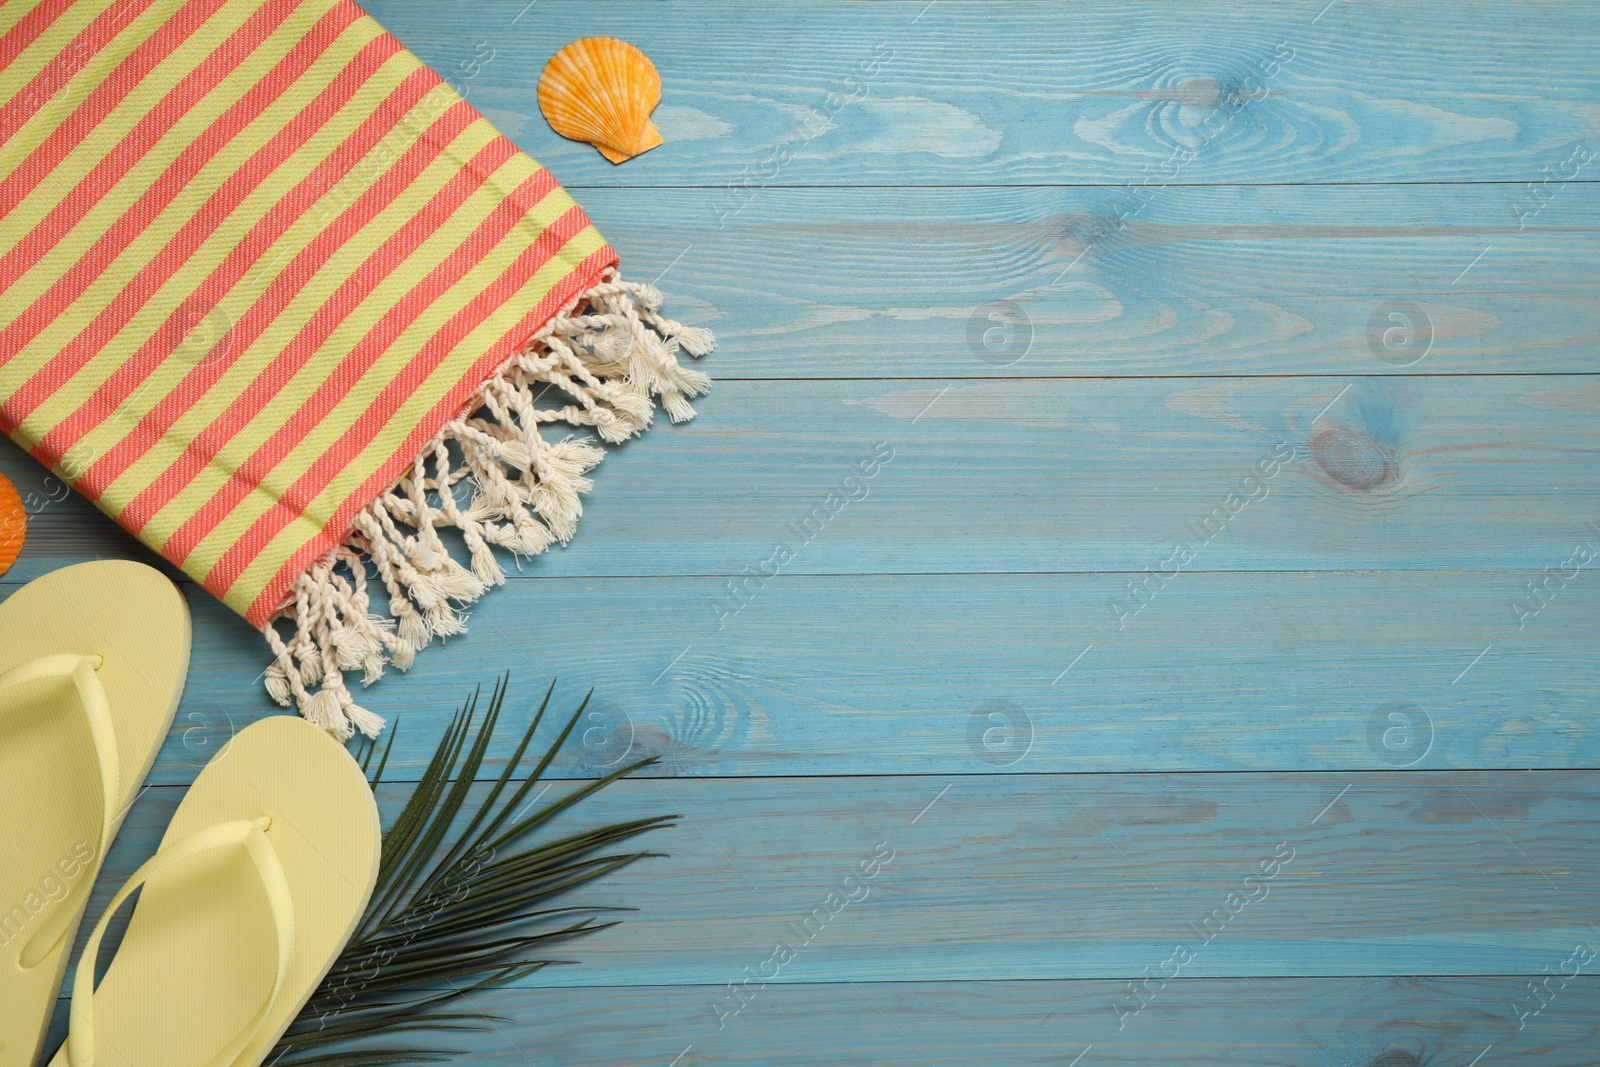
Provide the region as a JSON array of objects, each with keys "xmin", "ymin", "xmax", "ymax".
[
  {"xmin": 0, "ymin": 472, "xmax": 24, "ymax": 578},
  {"xmin": 538, "ymin": 37, "xmax": 663, "ymax": 164}
]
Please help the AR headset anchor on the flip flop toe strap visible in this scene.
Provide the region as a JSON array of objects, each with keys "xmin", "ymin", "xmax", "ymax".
[
  {"xmin": 0, "ymin": 654, "xmax": 120, "ymax": 969},
  {"xmin": 68, "ymin": 818, "xmax": 296, "ymax": 1067}
]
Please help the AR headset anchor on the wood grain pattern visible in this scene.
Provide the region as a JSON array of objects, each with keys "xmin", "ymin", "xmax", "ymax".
[
  {"xmin": 4, "ymin": 564, "xmax": 1593, "ymax": 784},
  {"xmin": 50, "ymin": 976, "xmax": 1600, "ymax": 1066},
  {"xmin": 365, "ymin": 0, "xmax": 1600, "ymax": 187},
  {"xmin": 7, "ymin": 376, "xmax": 1599, "ymax": 583},
  {"xmin": 55, "ymin": 772, "xmax": 1600, "ymax": 990},
  {"xmin": 582, "ymin": 184, "xmax": 1600, "ymax": 378}
]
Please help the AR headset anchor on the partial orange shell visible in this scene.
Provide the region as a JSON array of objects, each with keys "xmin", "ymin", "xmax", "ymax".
[
  {"xmin": 538, "ymin": 37, "xmax": 663, "ymax": 164},
  {"xmin": 0, "ymin": 472, "xmax": 24, "ymax": 578}
]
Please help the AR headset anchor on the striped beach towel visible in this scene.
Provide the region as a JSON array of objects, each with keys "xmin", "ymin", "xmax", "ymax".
[{"xmin": 0, "ymin": 0, "xmax": 711, "ymax": 738}]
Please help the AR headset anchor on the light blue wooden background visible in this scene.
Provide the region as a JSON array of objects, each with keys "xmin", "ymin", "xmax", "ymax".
[{"xmin": 7, "ymin": 0, "xmax": 1599, "ymax": 1063}]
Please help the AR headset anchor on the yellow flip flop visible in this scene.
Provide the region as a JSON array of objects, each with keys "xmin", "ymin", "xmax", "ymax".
[
  {"xmin": 48, "ymin": 714, "xmax": 380, "ymax": 1067},
  {"xmin": 0, "ymin": 561, "xmax": 190, "ymax": 1067}
]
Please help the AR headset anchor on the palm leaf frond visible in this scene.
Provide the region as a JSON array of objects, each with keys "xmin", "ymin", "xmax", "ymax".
[{"xmin": 270, "ymin": 676, "xmax": 675, "ymax": 1065}]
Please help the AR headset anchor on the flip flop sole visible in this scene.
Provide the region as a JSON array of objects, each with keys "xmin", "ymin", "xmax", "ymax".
[
  {"xmin": 51, "ymin": 715, "xmax": 380, "ymax": 1067},
  {"xmin": 0, "ymin": 561, "xmax": 190, "ymax": 1067}
]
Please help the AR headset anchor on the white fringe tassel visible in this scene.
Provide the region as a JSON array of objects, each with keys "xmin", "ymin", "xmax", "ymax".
[{"xmin": 261, "ymin": 269, "xmax": 713, "ymax": 740}]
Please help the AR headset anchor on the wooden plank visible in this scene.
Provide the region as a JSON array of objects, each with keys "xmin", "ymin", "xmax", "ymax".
[
  {"xmin": 2, "ymin": 564, "xmax": 1594, "ymax": 784},
  {"xmin": 585, "ymin": 184, "xmax": 1600, "ymax": 378},
  {"xmin": 46, "ymin": 976, "xmax": 1600, "ymax": 1065},
  {"xmin": 54, "ymin": 772, "xmax": 1600, "ymax": 991},
  {"xmin": 363, "ymin": 0, "xmax": 1600, "ymax": 187},
  {"xmin": 7, "ymin": 375, "xmax": 1598, "ymax": 582}
]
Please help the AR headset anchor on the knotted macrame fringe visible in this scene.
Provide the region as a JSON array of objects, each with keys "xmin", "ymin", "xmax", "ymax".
[{"xmin": 261, "ymin": 269, "xmax": 713, "ymax": 739}]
